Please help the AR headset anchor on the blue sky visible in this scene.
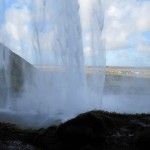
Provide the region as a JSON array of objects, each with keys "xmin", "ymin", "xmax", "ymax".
[
  {"xmin": 78, "ymin": 0, "xmax": 150, "ymax": 66},
  {"xmin": 101, "ymin": 0, "xmax": 150, "ymax": 66},
  {"xmin": 0, "ymin": 0, "xmax": 150, "ymax": 67}
]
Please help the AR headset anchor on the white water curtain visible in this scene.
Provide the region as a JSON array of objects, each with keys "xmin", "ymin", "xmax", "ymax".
[{"xmin": 0, "ymin": 0, "xmax": 105, "ymax": 127}]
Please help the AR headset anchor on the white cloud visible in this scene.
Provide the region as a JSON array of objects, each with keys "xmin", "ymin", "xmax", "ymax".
[
  {"xmin": 138, "ymin": 44, "xmax": 150, "ymax": 53},
  {"xmin": 137, "ymin": 35, "xmax": 150, "ymax": 53},
  {"xmin": 0, "ymin": 2, "xmax": 34, "ymax": 62},
  {"xmin": 133, "ymin": 2, "xmax": 150, "ymax": 32},
  {"xmin": 5, "ymin": 5, "xmax": 31, "ymax": 41},
  {"xmin": 0, "ymin": 0, "xmax": 54, "ymax": 64},
  {"xmin": 102, "ymin": 0, "xmax": 150, "ymax": 51},
  {"xmin": 1, "ymin": 3, "xmax": 31, "ymax": 54}
]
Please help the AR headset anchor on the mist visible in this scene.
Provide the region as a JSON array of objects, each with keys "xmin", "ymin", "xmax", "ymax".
[
  {"xmin": 102, "ymin": 71, "xmax": 150, "ymax": 114},
  {"xmin": 0, "ymin": 0, "xmax": 105, "ymax": 128}
]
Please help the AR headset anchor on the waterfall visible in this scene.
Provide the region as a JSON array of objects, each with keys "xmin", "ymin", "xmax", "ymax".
[{"xmin": 0, "ymin": 0, "xmax": 105, "ymax": 127}]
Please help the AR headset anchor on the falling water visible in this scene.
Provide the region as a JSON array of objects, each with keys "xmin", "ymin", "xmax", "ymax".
[{"xmin": 0, "ymin": 0, "xmax": 105, "ymax": 127}]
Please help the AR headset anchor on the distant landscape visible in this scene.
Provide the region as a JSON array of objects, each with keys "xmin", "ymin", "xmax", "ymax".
[
  {"xmin": 35, "ymin": 65, "xmax": 150, "ymax": 78},
  {"xmin": 1, "ymin": 64, "xmax": 150, "ymax": 96},
  {"xmin": 35, "ymin": 65, "xmax": 150, "ymax": 95},
  {"xmin": 106, "ymin": 66, "xmax": 150, "ymax": 78},
  {"xmin": 104, "ymin": 66, "xmax": 150, "ymax": 95}
]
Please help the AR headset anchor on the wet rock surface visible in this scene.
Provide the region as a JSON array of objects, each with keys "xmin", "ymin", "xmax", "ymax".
[
  {"xmin": 0, "ymin": 111, "xmax": 150, "ymax": 150},
  {"xmin": 0, "ymin": 140, "xmax": 39, "ymax": 150}
]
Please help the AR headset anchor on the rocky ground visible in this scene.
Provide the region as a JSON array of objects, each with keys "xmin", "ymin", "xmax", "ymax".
[{"xmin": 0, "ymin": 110, "xmax": 150, "ymax": 150}]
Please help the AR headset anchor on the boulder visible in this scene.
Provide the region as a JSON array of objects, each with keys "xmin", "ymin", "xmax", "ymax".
[{"xmin": 57, "ymin": 112, "xmax": 113, "ymax": 149}]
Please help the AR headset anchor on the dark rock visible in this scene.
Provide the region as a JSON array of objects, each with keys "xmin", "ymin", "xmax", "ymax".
[
  {"xmin": 135, "ymin": 128, "xmax": 150, "ymax": 150},
  {"xmin": 0, "ymin": 140, "xmax": 40, "ymax": 150},
  {"xmin": 57, "ymin": 112, "xmax": 110, "ymax": 136},
  {"xmin": 0, "ymin": 123, "xmax": 22, "ymax": 140},
  {"xmin": 58, "ymin": 125, "xmax": 94, "ymax": 143},
  {"xmin": 57, "ymin": 112, "xmax": 111, "ymax": 149},
  {"xmin": 81, "ymin": 145, "xmax": 96, "ymax": 150},
  {"xmin": 0, "ymin": 110, "xmax": 150, "ymax": 150},
  {"xmin": 30, "ymin": 126, "xmax": 59, "ymax": 149}
]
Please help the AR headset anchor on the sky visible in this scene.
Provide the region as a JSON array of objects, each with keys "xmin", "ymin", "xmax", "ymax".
[
  {"xmin": 80, "ymin": 0, "xmax": 150, "ymax": 66},
  {"xmin": 0, "ymin": 0, "xmax": 150, "ymax": 67},
  {"xmin": 103, "ymin": 0, "xmax": 150, "ymax": 66}
]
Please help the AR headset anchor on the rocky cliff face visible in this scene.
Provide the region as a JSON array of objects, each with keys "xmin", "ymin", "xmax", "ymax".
[{"xmin": 0, "ymin": 43, "xmax": 33, "ymax": 104}]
